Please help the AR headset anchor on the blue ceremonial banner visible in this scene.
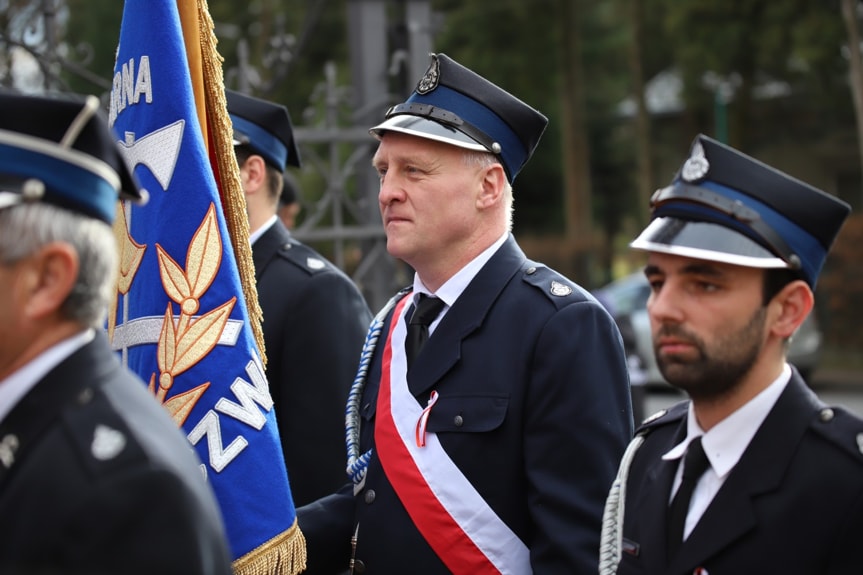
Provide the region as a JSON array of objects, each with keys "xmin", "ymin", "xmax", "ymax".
[{"xmin": 108, "ymin": 1, "xmax": 305, "ymax": 573}]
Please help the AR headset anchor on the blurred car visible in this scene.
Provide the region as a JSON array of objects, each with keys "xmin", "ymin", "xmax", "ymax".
[{"xmin": 593, "ymin": 272, "xmax": 822, "ymax": 386}]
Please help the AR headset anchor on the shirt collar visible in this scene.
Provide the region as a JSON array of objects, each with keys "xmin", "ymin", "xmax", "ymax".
[
  {"xmin": 249, "ymin": 215, "xmax": 278, "ymax": 245},
  {"xmin": 0, "ymin": 329, "xmax": 95, "ymax": 423},
  {"xmin": 662, "ymin": 363, "xmax": 792, "ymax": 478},
  {"xmin": 412, "ymin": 232, "xmax": 508, "ymax": 308}
]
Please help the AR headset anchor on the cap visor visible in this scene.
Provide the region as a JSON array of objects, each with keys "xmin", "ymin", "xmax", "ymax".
[
  {"xmin": 630, "ymin": 217, "xmax": 789, "ymax": 269},
  {"xmin": 369, "ymin": 115, "xmax": 487, "ymax": 152}
]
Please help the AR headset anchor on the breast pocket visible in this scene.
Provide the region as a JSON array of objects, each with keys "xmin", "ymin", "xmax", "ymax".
[{"xmin": 424, "ymin": 394, "xmax": 508, "ymax": 433}]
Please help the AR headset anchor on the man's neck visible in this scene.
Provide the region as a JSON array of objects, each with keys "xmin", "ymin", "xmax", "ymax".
[
  {"xmin": 692, "ymin": 356, "xmax": 786, "ymax": 431},
  {"xmin": 248, "ymin": 206, "xmax": 277, "ymax": 236}
]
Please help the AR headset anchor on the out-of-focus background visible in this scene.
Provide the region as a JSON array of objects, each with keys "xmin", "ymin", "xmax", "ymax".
[{"xmin": 4, "ymin": 0, "xmax": 861, "ymax": 383}]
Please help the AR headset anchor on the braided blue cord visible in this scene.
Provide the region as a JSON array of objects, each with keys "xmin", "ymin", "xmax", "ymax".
[{"xmin": 345, "ymin": 290, "xmax": 409, "ymax": 489}]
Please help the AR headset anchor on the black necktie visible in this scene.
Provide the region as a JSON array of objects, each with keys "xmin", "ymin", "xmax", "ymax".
[
  {"xmin": 667, "ymin": 436, "xmax": 710, "ymax": 557},
  {"xmin": 405, "ymin": 294, "xmax": 445, "ymax": 371}
]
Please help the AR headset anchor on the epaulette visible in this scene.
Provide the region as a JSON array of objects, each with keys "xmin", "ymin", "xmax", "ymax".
[
  {"xmin": 520, "ymin": 262, "xmax": 587, "ymax": 307},
  {"xmin": 62, "ymin": 386, "xmax": 146, "ymax": 476},
  {"xmin": 275, "ymin": 238, "xmax": 334, "ymax": 276},
  {"xmin": 635, "ymin": 399, "xmax": 688, "ymax": 436},
  {"xmin": 809, "ymin": 404, "xmax": 863, "ymax": 464}
]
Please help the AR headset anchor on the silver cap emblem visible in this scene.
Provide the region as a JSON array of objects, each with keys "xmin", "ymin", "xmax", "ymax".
[
  {"xmin": 681, "ymin": 141, "xmax": 710, "ymax": 182},
  {"xmin": 415, "ymin": 54, "xmax": 441, "ymax": 95}
]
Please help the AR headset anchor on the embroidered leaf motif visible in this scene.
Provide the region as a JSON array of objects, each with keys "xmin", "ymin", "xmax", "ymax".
[
  {"xmin": 157, "ymin": 243, "xmax": 191, "ymax": 303},
  {"xmin": 116, "ymin": 206, "xmax": 147, "ymax": 295},
  {"xmin": 186, "ymin": 203, "xmax": 222, "ymax": 298},
  {"xmin": 108, "ymin": 203, "xmax": 146, "ymax": 344},
  {"xmin": 163, "ymin": 383, "xmax": 211, "ymax": 426},
  {"xmin": 172, "ymin": 297, "xmax": 236, "ymax": 375},
  {"xmin": 158, "ymin": 304, "xmax": 176, "ymax": 373}
]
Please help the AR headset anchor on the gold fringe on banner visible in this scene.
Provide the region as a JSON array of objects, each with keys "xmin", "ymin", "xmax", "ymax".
[
  {"xmin": 176, "ymin": 0, "xmax": 267, "ymax": 370},
  {"xmin": 232, "ymin": 521, "xmax": 308, "ymax": 575}
]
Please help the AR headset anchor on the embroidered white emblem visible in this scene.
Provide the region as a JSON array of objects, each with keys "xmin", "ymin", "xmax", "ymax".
[
  {"xmin": 306, "ymin": 257, "xmax": 326, "ymax": 270},
  {"xmin": 92, "ymin": 425, "xmax": 126, "ymax": 461},
  {"xmin": 0, "ymin": 434, "xmax": 19, "ymax": 468},
  {"xmin": 550, "ymin": 280, "xmax": 572, "ymax": 296},
  {"xmin": 415, "ymin": 55, "xmax": 441, "ymax": 94},
  {"xmin": 681, "ymin": 141, "xmax": 710, "ymax": 182}
]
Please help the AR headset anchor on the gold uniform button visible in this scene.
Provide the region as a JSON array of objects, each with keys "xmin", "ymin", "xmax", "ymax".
[{"xmin": 819, "ymin": 408, "xmax": 835, "ymax": 422}]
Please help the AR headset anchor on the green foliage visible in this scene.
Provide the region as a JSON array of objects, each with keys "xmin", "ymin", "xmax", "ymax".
[{"xmin": 63, "ymin": 0, "xmax": 123, "ymax": 96}]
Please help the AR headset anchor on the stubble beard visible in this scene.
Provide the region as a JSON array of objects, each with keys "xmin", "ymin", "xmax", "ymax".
[{"xmin": 656, "ymin": 306, "xmax": 767, "ymax": 402}]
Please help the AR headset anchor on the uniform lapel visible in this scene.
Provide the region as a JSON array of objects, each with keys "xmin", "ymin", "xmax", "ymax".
[
  {"xmin": 251, "ymin": 220, "xmax": 291, "ymax": 281},
  {"xmin": 631, "ymin": 421, "xmax": 687, "ymax": 573},
  {"xmin": 0, "ymin": 335, "xmax": 110, "ymax": 494},
  {"xmin": 670, "ymin": 374, "xmax": 823, "ymax": 573},
  {"xmin": 407, "ymin": 235, "xmax": 526, "ymax": 397}
]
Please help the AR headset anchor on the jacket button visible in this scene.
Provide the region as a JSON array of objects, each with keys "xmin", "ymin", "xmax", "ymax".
[
  {"xmin": 453, "ymin": 415, "xmax": 464, "ymax": 427},
  {"xmin": 819, "ymin": 408, "xmax": 835, "ymax": 422},
  {"xmin": 526, "ymin": 266, "xmax": 537, "ymax": 275},
  {"xmin": 353, "ymin": 559, "xmax": 366, "ymax": 573},
  {"xmin": 364, "ymin": 489, "xmax": 376, "ymax": 504}
]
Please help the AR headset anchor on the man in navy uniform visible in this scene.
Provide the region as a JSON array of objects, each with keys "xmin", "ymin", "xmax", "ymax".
[
  {"xmin": 226, "ymin": 90, "xmax": 373, "ymax": 507},
  {"xmin": 298, "ymin": 53, "xmax": 633, "ymax": 574},
  {"xmin": 0, "ymin": 91, "xmax": 232, "ymax": 573},
  {"xmin": 599, "ymin": 134, "xmax": 863, "ymax": 574}
]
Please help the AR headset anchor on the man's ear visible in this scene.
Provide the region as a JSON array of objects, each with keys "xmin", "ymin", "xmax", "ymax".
[
  {"xmin": 476, "ymin": 162, "xmax": 506, "ymax": 210},
  {"xmin": 769, "ymin": 279, "xmax": 814, "ymax": 340},
  {"xmin": 239, "ymin": 154, "xmax": 268, "ymax": 195},
  {"xmin": 21, "ymin": 242, "xmax": 79, "ymax": 321}
]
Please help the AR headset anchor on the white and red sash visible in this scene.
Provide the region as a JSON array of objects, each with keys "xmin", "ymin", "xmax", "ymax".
[{"xmin": 374, "ymin": 294, "xmax": 531, "ymax": 574}]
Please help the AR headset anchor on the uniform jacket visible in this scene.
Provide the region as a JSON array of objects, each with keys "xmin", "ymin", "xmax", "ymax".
[
  {"xmin": 0, "ymin": 332, "xmax": 232, "ymax": 575},
  {"xmin": 299, "ymin": 235, "xmax": 633, "ymax": 574},
  {"xmin": 253, "ymin": 220, "xmax": 372, "ymax": 506},
  {"xmin": 616, "ymin": 371, "xmax": 863, "ymax": 575}
]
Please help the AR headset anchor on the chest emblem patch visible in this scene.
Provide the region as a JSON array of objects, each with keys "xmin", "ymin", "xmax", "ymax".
[{"xmin": 92, "ymin": 425, "xmax": 127, "ymax": 461}]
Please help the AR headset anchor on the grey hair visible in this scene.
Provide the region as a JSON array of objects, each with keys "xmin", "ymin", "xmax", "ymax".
[
  {"xmin": 0, "ymin": 203, "xmax": 118, "ymax": 328},
  {"xmin": 461, "ymin": 149, "xmax": 514, "ymax": 231}
]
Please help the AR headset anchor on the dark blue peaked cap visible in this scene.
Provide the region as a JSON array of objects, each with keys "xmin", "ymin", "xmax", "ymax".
[
  {"xmin": 370, "ymin": 53, "xmax": 548, "ymax": 183},
  {"xmin": 226, "ymin": 89, "xmax": 301, "ymax": 171},
  {"xmin": 631, "ymin": 134, "xmax": 851, "ymax": 288},
  {"xmin": 0, "ymin": 90, "xmax": 145, "ymax": 224}
]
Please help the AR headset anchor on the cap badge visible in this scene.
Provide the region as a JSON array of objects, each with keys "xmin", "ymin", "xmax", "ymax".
[
  {"xmin": 681, "ymin": 141, "xmax": 710, "ymax": 182},
  {"xmin": 550, "ymin": 280, "xmax": 572, "ymax": 297},
  {"xmin": 415, "ymin": 54, "xmax": 441, "ymax": 95},
  {"xmin": 91, "ymin": 424, "xmax": 127, "ymax": 461}
]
